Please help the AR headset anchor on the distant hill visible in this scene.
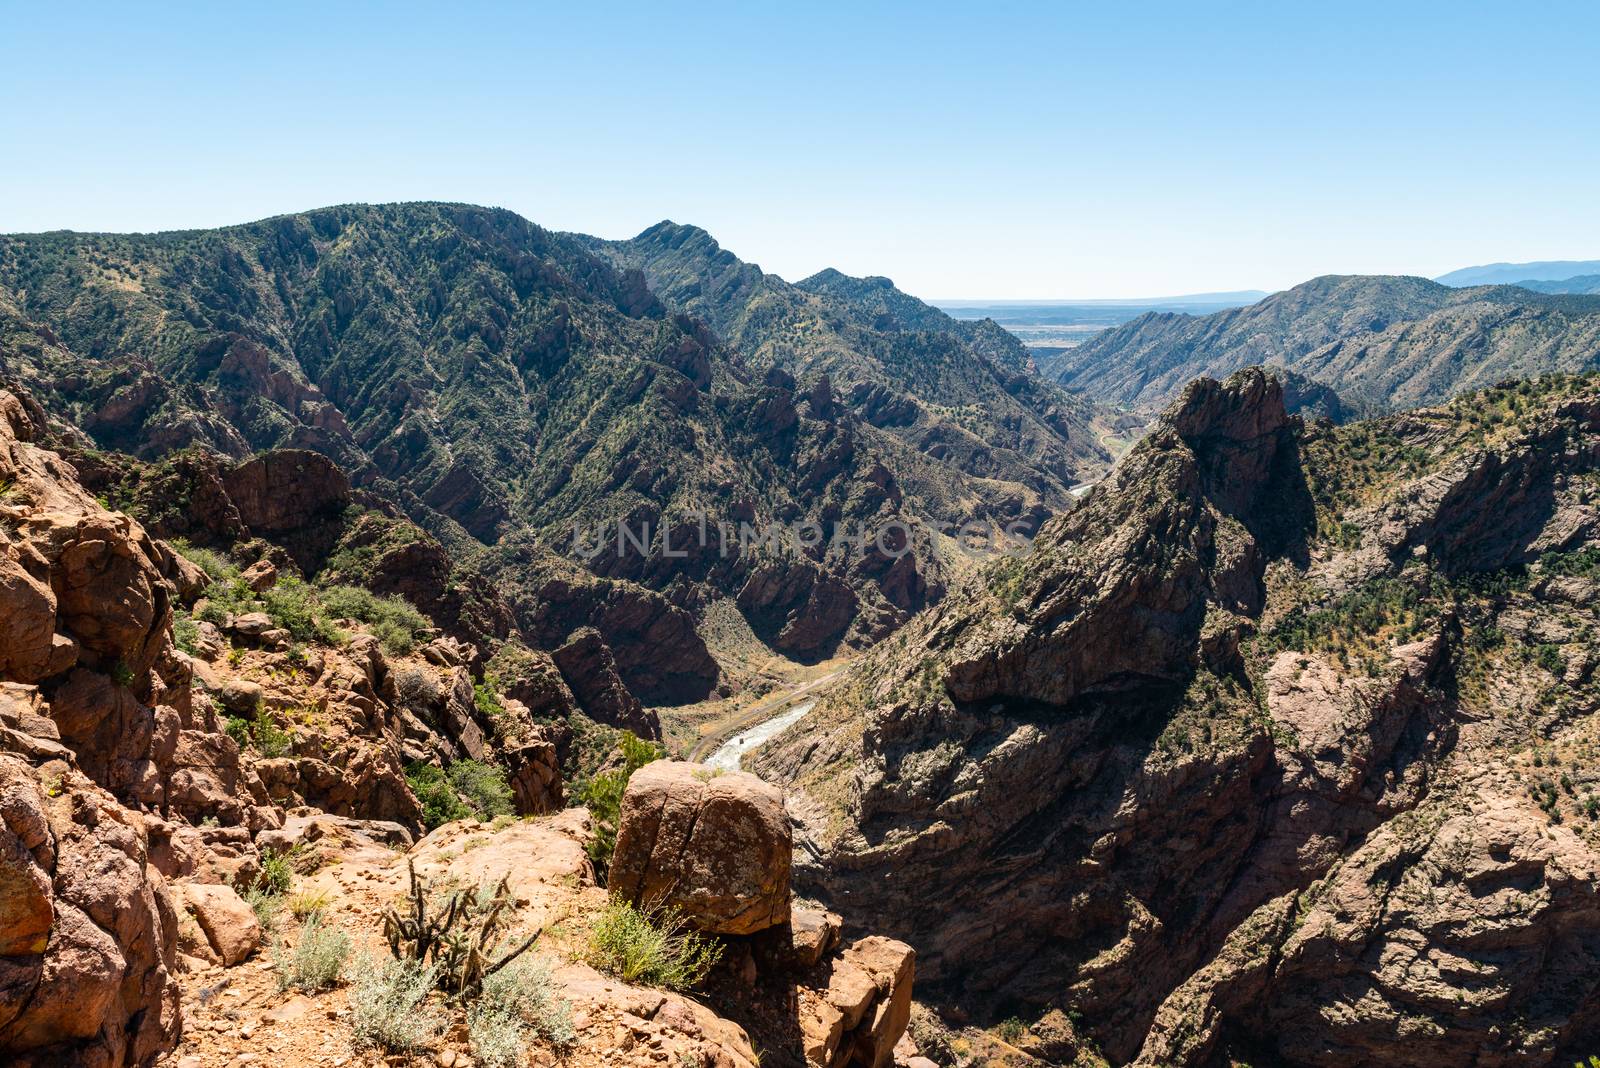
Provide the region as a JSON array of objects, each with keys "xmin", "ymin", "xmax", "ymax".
[
  {"xmin": 1046, "ymin": 274, "xmax": 1600, "ymax": 414},
  {"xmin": 1511, "ymin": 273, "xmax": 1600, "ymax": 295},
  {"xmin": 1436, "ymin": 259, "xmax": 1600, "ymax": 286}
]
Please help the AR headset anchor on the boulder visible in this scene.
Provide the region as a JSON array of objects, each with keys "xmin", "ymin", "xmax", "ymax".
[
  {"xmin": 180, "ymin": 882, "xmax": 260, "ymax": 966},
  {"xmin": 238, "ymin": 559, "xmax": 277, "ymax": 592},
  {"xmin": 256, "ymin": 812, "xmax": 414, "ymax": 854},
  {"xmin": 609, "ymin": 761, "xmax": 790, "ymax": 935},
  {"xmin": 217, "ymin": 678, "xmax": 263, "ymax": 716},
  {"xmin": 799, "ymin": 937, "xmax": 916, "ymax": 1068}
]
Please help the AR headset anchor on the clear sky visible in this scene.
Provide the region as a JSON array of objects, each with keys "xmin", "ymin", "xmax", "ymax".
[{"xmin": 3, "ymin": 1, "xmax": 1597, "ymax": 298}]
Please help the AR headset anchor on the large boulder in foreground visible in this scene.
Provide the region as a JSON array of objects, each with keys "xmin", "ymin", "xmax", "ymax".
[{"xmin": 610, "ymin": 761, "xmax": 791, "ymax": 935}]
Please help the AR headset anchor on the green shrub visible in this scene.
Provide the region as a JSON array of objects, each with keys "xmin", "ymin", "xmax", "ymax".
[
  {"xmin": 224, "ymin": 715, "xmax": 252, "ymax": 748},
  {"xmin": 587, "ymin": 900, "xmax": 721, "ymax": 991},
  {"xmin": 170, "ymin": 538, "xmax": 237, "ymax": 582},
  {"xmin": 263, "ymin": 575, "xmax": 346, "ymax": 645},
  {"xmin": 253, "ymin": 713, "xmax": 293, "ymax": 758},
  {"xmin": 996, "ymin": 1017, "xmax": 1027, "ymax": 1044},
  {"xmin": 273, "ymin": 914, "xmax": 351, "ymax": 992},
  {"xmin": 350, "ymin": 955, "xmax": 446, "ymax": 1054},
  {"xmin": 256, "ymin": 848, "xmax": 295, "ymax": 896},
  {"xmin": 405, "ymin": 760, "xmax": 512, "ymax": 829},
  {"xmin": 406, "ymin": 762, "xmax": 473, "ymax": 829},
  {"xmin": 577, "ymin": 732, "xmax": 661, "ymax": 882},
  {"xmin": 196, "ymin": 576, "xmax": 255, "ymax": 626},
  {"xmin": 245, "ymin": 885, "xmax": 283, "ymax": 940},
  {"xmin": 319, "ymin": 584, "xmax": 429, "ymax": 656},
  {"xmin": 450, "ymin": 760, "xmax": 513, "ymax": 820},
  {"xmin": 173, "ymin": 609, "xmax": 201, "ymax": 655}
]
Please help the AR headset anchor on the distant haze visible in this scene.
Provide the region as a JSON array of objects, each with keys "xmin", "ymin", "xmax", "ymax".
[{"xmin": 1436, "ymin": 260, "xmax": 1600, "ymax": 287}]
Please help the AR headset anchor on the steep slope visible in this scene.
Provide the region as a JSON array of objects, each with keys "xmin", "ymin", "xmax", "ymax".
[
  {"xmin": 1048, "ymin": 274, "xmax": 1600, "ymax": 414},
  {"xmin": 757, "ymin": 368, "xmax": 1600, "ymax": 1065},
  {"xmin": 0, "ymin": 203, "xmax": 1094, "ymax": 685},
  {"xmin": 587, "ymin": 222, "xmax": 1113, "ymax": 500}
]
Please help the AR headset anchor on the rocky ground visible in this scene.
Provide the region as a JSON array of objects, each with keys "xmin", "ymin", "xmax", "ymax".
[{"xmin": 0, "ymin": 383, "xmax": 919, "ymax": 1068}]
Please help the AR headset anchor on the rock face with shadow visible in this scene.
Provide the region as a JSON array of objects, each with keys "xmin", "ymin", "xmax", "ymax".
[{"xmin": 758, "ymin": 368, "xmax": 1600, "ymax": 1065}]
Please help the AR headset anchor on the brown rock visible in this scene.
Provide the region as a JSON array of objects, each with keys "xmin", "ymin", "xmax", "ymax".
[
  {"xmin": 239, "ymin": 559, "xmax": 277, "ymax": 592},
  {"xmin": 610, "ymin": 761, "xmax": 790, "ymax": 935},
  {"xmin": 506, "ymin": 738, "xmax": 563, "ymax": 816},
  {"xmin": 181, "ymin": 882, "xmax": 261, "ymax": 966},
  {"xmin": 0, "ymin": 756, "xmax": 179, "ymax": 1065},
  {"xmin": 801, "ymin": 937, "xmax": 915, "ymax": 1068}
]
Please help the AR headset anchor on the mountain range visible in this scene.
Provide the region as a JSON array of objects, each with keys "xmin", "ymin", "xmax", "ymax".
[
  {"xmin": 1435, "ymin": 257, "xmax": 1600, "ymax": 286},
  {"xmin": 0, "ymin": 203, "xmax": 1115, "ymax": 711},
  {"xmin": 1042, "ymin": 273, "xmax": 1600, "ymax": 415}
]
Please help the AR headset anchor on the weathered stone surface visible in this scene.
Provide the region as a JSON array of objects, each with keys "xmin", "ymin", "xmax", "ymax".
[
  {"xmin": 610, "ymin": 761, "xmax": 790, "ymax": 934},
  {"xmin": 799, "ymin": 936, "xmax": 915, "ymax": 1068},
  {"xmin": 0, "ymin": 756, "xmax": 179, "ymax": 1066},
  {"xmin": 179, "ymin": 883, "xmax": 260, "ymax": 966},
  {"xmin": 505, "ymin": 737, "xmax": 563, "ymax": 816}
]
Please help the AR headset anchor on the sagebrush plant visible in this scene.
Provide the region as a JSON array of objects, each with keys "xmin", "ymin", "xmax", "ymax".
[
  {"xmin": 274, "ymin": 914, "xmax": 351, "ymax": 992},
  {"xmin": 587, "ymin": 900, "xmax": 721, "ymax": 990},
  {"xmin": 468, "ymin": 957, "xmax": 577, "ymax": 1068},
  {"xmin": 577, "ymin": 731, "xmax": 662, "ymax": 882},
  {"xmin": 349, "ymin": 955, "xmax": 446, "ymax": 1054}
]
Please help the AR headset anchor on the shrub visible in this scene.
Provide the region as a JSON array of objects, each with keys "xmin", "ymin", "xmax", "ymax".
[
  {"xmin": 170, "ymin": 538, "xmax": 237, "ymax": 583},
  {"xmin": 450, "ymin": 760, "xmax": 513, "ymax": 820},
  {"xmin": 996, "ymin": 1017, "xmax": 1026, "ymax": 1044},
  {"xmin": 224, "ymin": 715, "xmax": 252, "ymax": 748},
  {"xmin": 196, "ymin": 576, "xmax": 255, "ymax": 627},
  {"xmin": 349, "ymin": 955, "xmax": 446, "ymax": 1054},
  {"xmin": 253, "ymin": 713, "xmax": 293, "ymax": 758},
  {"xmin": 405, "ymin": 760, "xmax": 512, "ymax": 829},
  {"xmin": 245, "ymin": 886, "xmax": 283, "ymax": 940},
  {"xmin": 577, "ymin": 732, "xmax": 662, "ymax": 882},
  {"xmin": 406, "ymin": 762, "xmax": 474, "ymax": 829},
  {"xmin": 480, "ymin": 956, "xmax": 575, "ymax": 1047},
  {"xmin": 257, "ymin": 848, "xmax": 295, "ymax": 896},
  {"xmin": 263, "ymin": 575, "xmax": 345, "ymax": 645},
  {"xmin": 289, "ymin": 887, "xmax": 333, "ymax": 921},
  {"xmin": 587, "ymin": 900, "xmax": 721, "ymax": 991},
  {"xmin": 274, "ymin": 914, "xmax": 351, "ymax": 992},
  {"xmin": 467, "ymin": 961, "xmax": 578, "ymax": 1068},
  {"xmin": 318, "ymin": 584, "xmax": 429, "ymax": 656},
  {"xmin": 173, "ymin": 609, "xmax": 201, "ymax": 655}
]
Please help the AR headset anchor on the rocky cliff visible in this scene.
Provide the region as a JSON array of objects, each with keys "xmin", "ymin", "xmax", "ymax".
[{"xmin": 758, "ymin": 368, "xmax": 1600, "ymax": 1065}]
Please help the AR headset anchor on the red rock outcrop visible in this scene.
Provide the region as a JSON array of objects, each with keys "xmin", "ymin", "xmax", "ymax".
[{"xmin": 610, "ymin": 760, "xmax": 792, "ymax": 935}]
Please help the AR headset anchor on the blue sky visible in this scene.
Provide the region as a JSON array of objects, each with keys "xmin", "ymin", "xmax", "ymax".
[{"xmin": 3, "ymin": 1, "xmax": 1597, "ymax": 297}]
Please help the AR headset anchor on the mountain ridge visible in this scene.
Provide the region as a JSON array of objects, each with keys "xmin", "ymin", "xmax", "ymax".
[{"xmin": 1044, "ymin": 273, "xmax": 1600, "ymax": 414}]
